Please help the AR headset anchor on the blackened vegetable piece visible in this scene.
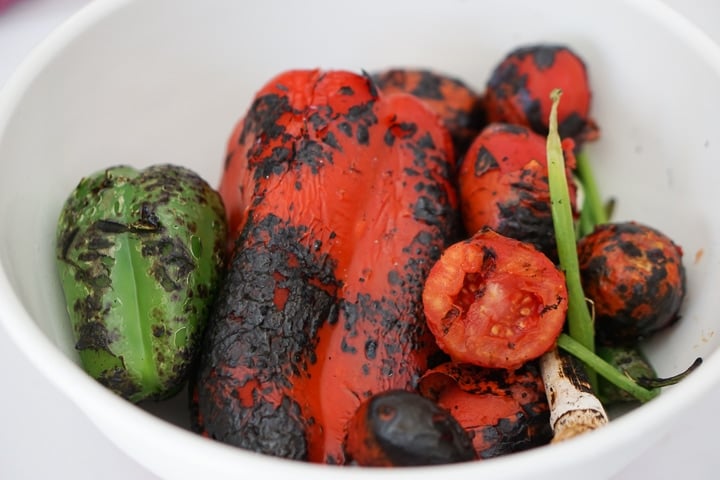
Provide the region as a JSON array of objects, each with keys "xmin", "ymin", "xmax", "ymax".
[
  {"xmin": 418, "ymin": 362, "xmax": 552, "ymax": 459},
  {"xmin": 372, "ymin": 68, "xmax": 486, "ymax": 156},
  {"xmin": 55, "ymin": 165, "xmax": 227, "ymax": 402},
  {"xmin": 458, "ymin": 122, "xmax": 578, "ymax": 260},
  {"xmin": 577, "ymin": 221, "xmax": 686, "ymax": 346},
  {"xmin": 422, "ymin": 228, "xmax": 567, "ymax": 370},
  {"xmin": 485, "ymin": 44, "xmax": 599, "ymax": 144},
  {"xmin": 344, "ymin": 389, "xmax": 476, "ymax": 466},
  {"xmin": 194, "ymin": 69, "xmax": 459, "ymax": 464}
]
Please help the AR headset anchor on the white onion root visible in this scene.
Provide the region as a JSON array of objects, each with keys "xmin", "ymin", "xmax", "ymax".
[{"xmin": 540, "ymin": 347, "xmax": 608, "ymax": 442}]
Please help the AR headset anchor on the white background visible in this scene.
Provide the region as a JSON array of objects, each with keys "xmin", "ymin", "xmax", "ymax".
[{"xmin": 0, "ymin": 1, "xmax": 718, "ymax": 478}]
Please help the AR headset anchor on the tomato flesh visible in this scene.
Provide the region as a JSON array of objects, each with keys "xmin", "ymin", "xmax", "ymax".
[{"xmin": 423, "ymin": 228, "xmax": 567, "ymax": 370}]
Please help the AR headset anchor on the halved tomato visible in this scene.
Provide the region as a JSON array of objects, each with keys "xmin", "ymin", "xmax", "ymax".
[{"xmin": 422, "ymin": 228, "xmax": 567, "ymax": 370}]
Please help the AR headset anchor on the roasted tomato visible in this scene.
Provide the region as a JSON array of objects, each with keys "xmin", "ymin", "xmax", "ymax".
[
  {"xmin": 422, "ymin": 228, "xmax": 567, "ymax": 370},
  {"xmin": 577, "ymin": 221, "xmax": 686, "ymax": 345},
  {"xmin": 458, "ymin": 122, "xmax": 578, "ymax": 260},
  {"xmin": 343, "ymin": 389, "xmax": 476, "ymax": 466},
  {"xmin": 418, "ymin": 362, "xmax": 552, "ymax": 458},
  {"xmin": 372, "ymin": 68, "xmax": 486, "ymax": 157},
  {"xmin": 485, "ymin": 44, "xmax": 599, "ymax": 144}
]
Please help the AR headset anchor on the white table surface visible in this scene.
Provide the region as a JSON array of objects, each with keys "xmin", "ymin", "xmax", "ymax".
[{"xmin": 1, "ymin": 1, "xmax": 719, "ymax": 478}]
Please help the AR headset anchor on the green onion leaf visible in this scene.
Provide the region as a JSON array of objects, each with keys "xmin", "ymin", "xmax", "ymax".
[{"xmin": 547, "ymin": 88, "xmax": 597, "ymax": 389}]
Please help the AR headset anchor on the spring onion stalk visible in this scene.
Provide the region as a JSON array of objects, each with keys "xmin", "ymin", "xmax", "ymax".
[
  {"xmin": 546, "ymin": 89, "xmax": 597, "ymax": 389},
  {"xmin": 575, "ymin": 150, "xmax": 608, "ymax": 232},
  {"xmin": 578, "ymin": 198, "xmax": 596, "ymax": 239}
]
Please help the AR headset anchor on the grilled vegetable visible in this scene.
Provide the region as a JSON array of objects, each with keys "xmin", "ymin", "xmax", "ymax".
[
  {"xmin": 422, "ymin": 227, "xmax": 567, "ymax": 370},
  {"xmin": 343, "ymin": 389, "xmax": 476, "ymax": 466},
  {"xmin": 372, "ymin": 68, "xmax": 486, "ymax": 156},
  {"xmin": 577, "ymin": 221, "xmax": 686, "ymax": 346},
  {"xmin": 596, "ymin": 345, "xmax": 658, "ymax": 405},
  {"xmin": 193, "ymin": 69, "xmax": 459, "ymax": 463},
  {"xmin": 458, "ymin": 122, "xmax": 578, "ymax": 259},
  {"xmin": 539, "ymin": 348, "xmax": 608, "ymax": 442},
  {"xmin": 485, "ymin": 44, "xmax": 599, "ymax": 144},
  {"xmin": 55, "ymin": 164, "xmax": 227, "ymax": 402},
  {"xmin": 546, "ymin": 89, "xmax": 597, "ymax": 387},
  {"xmin": 418, "ymin": 362, "xmax": 552, "ymax": 458}
]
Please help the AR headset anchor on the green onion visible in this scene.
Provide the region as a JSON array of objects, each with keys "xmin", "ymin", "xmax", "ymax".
[
  {"xmin": 546, "ymin": 89, "xmax": 597, "ymax": 389},
  {"xmin": 576, "ymin": 150, "xmax": 608, "ymax": 230}
]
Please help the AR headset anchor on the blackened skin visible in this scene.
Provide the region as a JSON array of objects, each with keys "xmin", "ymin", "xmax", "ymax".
[
  {"xmin": 372, "ymin": 68, "xmax": 486, "ymax": 158},
  {"xmin": 577, "ymin": 221, "xmax": 686, "ymax": 345},
  {"xmin": 344, "ymin": 389, "xmax": 476, "ymax": 466},
  {"xmin": 485, "ymin": 44, "xmax": 597, "ymax": 144},
  {"xmin": 458, "ymin": 122, "xmax": 578, "ymax": 261},
  {"xmin": 418, "ymin": 361, "xmax": 552, "ymax": 459},
  {"xmin": 202, "ymin": 69, "xmax": 459, "ymax": 464},
  {"xmin": 192, "ymin": 214, "xmax": 339, "ymax": 460}
]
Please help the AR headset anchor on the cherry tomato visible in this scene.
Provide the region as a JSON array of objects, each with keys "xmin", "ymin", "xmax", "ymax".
[
  {"xmin": 485, "ymin": 44, "xmax": 599, "ymax": 144},
  {"xmin": 458, "ymin": 122, "xmax": 578, "ymax": 260},
  {"xmin": 422, "ymin": 228, "xmax": 567, "ymax": 370},
  {"xmin": 577, "ymin": 221, "xmax": 686, "ymax": 345}
]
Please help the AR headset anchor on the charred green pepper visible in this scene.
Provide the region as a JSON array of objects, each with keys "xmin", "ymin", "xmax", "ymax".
[{"xmin": 56, "ymin": 164, "xmax": 227, "ymax": 402}]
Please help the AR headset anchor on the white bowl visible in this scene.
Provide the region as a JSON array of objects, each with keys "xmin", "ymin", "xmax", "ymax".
[{"xmin": 1, "ymin": 0, "xmax": 719, "ymax": 478}]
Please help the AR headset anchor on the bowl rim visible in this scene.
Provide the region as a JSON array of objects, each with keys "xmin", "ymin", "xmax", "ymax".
[{"xmin": 1, "ymin": 0, "xmax": 720, "ymax": 477}]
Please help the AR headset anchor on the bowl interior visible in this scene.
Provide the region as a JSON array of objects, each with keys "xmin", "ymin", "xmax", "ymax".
[{"xmin": 1, "ymin": 0, "xmax": 719, "ymax": 478}]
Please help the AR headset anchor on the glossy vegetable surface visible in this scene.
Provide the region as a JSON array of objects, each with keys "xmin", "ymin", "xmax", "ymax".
[
  {"xmin": 422, "ymin": 228, "xmax": 567, "ymax": 370},
  {"xmin": 372, "ymin": 68, "xmax": 486, "ymax": 156},
  {"xmin": 344, "ymin": 389, "xmax": 476, "ymax": 466},
  {"xmin": 418, "ymin": 362, "xmax": 552, "ymax": 458},
  {"xmin": 193, "ymin": 69, "xmax": 459, "ymax": 463},
  {"xmin": 55, "ymin": 164, "xmax": 227, "ymax": 402},
  {"xmin": 458, "ymin": 122, "xmax": 578, "ymax": 260},
  {"xmin": 485, "ymin": 44, "xmax": 599, "ymax": 144},
  {"xmin": 577, "ymin": 221, "xmax": 686, "ymax": 345}
]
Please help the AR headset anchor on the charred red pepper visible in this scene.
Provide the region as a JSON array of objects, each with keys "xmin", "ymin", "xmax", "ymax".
[
  {"xmin": 192, "ymin": 69, "xmax": 459, "ymax": 464},
  {"xmin": 343, "ymin": 389, "xmax": 476, "ymax": 466},
  {"xmin": 372, "ymin": 68, "xmax": 486, "ymax": 156},
  {"xmin": 422, "ymin": 228, "xmax": 567, "ymax": 370},
  {"xmin": 485, "ymin": 44, "xmax": 599, "ymax": 144},
  {"xmin": 418, "ymin": 362, "xmax": 552, "ymax": 458},
  {"xmin": 458, "ymin": 122, "xmax": 578, "ymax": 260},
  {"xmin": 577, "ymin": 221, "xmax": 686, "ymax": 346}
]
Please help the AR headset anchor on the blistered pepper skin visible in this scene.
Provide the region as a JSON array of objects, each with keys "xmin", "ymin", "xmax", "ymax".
[
  {"xmin": 56, "ymin": 165, "xmax": 227, "ymax": 402},
  {"xmin": 418, "ymin": 362, "xmax": 552, "ymax": 459},
  {"xmin": 372, "ymin": 68, "xmax": 486, "ymax": 157},
  {"xmin": 193, "ymin": 69, "xmax": 458, "ymax": 464}
]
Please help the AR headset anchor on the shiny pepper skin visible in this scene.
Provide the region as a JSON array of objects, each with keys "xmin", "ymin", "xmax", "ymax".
[
  {"xmin": 485, "ymin": 44, "xmax": 599, "ymax": 144},
  {"xmin": 193, "ymin": 69, "xmax": 459, "ymax": 464},
  {"xmin": 418, "ymin": 362, "xmax": 552, "ymax": 459},
  {"xmin": 372, "ymin": 68, "xmax": 486, "ymax": 157},
  {"xmin": 55, "ymin": 165, "xmax": 227, "ymax": 402},
  {"xmin": 577, "ymin": 221, "xmax": 686, "ymax": 346}
]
